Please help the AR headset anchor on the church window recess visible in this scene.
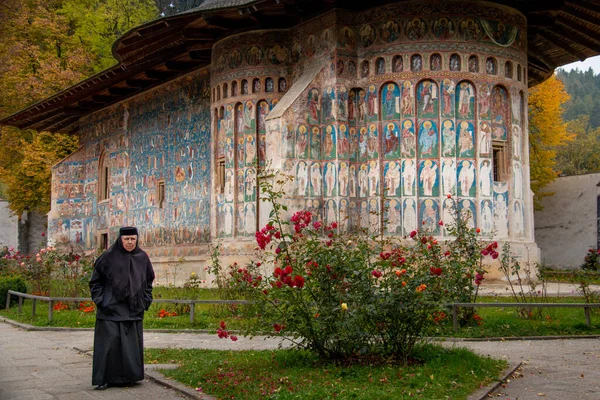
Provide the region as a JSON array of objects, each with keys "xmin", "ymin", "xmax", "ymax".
[
  {"xmin": 265, "ymin": 77, "xmax": 274, "ymax": 92},
  {"xmin": 98, "ymin": 151, "xmax": 110, "ymax": 201},
  {"xmin": 216, "ymin": 158, "xmax": 226, "ymax": 194},
  {"xmin": 376, "ymin": 57, "xmax": 386, "ymax": 75},
  {"xmin": 486, "ymin": 57, "xmax": 497, "ymax": 75},
  {"xmin": 468, "ymin": 55, "xmax": 478, "ymax": 72},
  {"xmin": 505, "ymin": 61, "xmax": 513, "ymax": 79},
  {"xmin": 99, "ymin": 233, "xmax": 109, "ymax": 251},
  {"xmin": 411, "ymin": 54, "xmax": 422, "ymax": 72},
  {"xmin": 157, "ymin": 180, "xmax": 165, "ymax": 208},
  {"xmin": 517, "ymin": 64, "xmax": 522, "ymax": 81},
  {"xmin": 217, "ymin": 85, "xmax": 221, "ymax": 101},
  {"xmin": 278, "ymin": 78, "xmax": 287, "ymax": 92},
  {"xmin": 492, "ymin": 143, "xmax": 508, "ymax": 182},
  {"xmin": 252, "ymin": 78, "xmax": 260, "ymax": 93},
  {"xmin": 360, "ymin": 60, "xmax": 369, "ymax": 77},
  {"xmin": 232, "ymin": 81, "xmax": 238, "ymax": 96},
  {"xmin": 223, "ymin": 83, "xmax": 228, "ymax": 98},
  {"xmin": 449, "ymin": 54, "xmax": 461, "ymax": 71},
  {"xmin": 241, "ymin": 79, "xmax": 248, "ymax": 95},
  {"xmin": 430, "ymin": 54, "xmax": 441, "ymax": 71},
  {"xmin": 392, "ymin": 55, "xmax": 403, "ymax": 72}
]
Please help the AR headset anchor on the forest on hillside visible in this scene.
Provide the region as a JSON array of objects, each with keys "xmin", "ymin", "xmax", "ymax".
[{"xmin": 555, "ymin": 68, "xmax": 600, "ymax": 176}]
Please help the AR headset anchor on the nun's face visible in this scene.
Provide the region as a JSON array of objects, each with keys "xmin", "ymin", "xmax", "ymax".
[{"xmin": 121, "ymin": 235, "xmax": 137, "ymax": 252}]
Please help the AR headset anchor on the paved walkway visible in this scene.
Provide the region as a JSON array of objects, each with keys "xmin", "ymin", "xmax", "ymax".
[{"xmin": 1, "ymin": 320, "xmax": 600, "ymax": 400}]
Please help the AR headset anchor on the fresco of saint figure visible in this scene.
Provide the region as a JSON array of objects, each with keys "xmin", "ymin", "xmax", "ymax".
[
  {"xmin": 441, "ymin": 79, "xmax": 455, "ymax": 117},
  {"xmin": 384, "ymin": 161, "xmax": 401, "ymax": 196},
  {"xmin": 381, "ymin": 83, "xmax": 401, "ymax": 121},
  {"xmin": 402, "ymin": 159, "xmax": 416, "ymax": 196},
  {"xmin": 385, "ymin": 199, "xmax": 402, "ymax": 235},
  {"xmin": 420, "ymin": 199, "xmax": 440, "ymax": 234},
  {"xmin": 322, "ymin": 125, "xmax": 337, "ymax": 159},
  {"xmin": 401, "ymin": 120, "xmax": 416, "ymax": 157},
  {"xmin": 295, "ymin": 125, "xmax": 308, "ymax": 158},
  {"xmin": 383, "ymin": 122, "xmax": 400, "ymax": 158},
  {"xmin": 403, "ymin": 198, "xmax": 417, "ymax": 235},
  {"xmin": 418, "ymin": 120, "xmax": 438, "ymax": 158},
  {"xmin": 419, "ymin": 160, "xmax": 438, "ymax": 197},
  {"xmin": 457, "ymin": 121, "xmax": 475, "ymax": 157},
  {"xmin": 479, "ymin": 159, "xmax": 492, "ymax": 197},
  {"xmin": 457, "ymin": 160, "xmax": 475, "ymax": 197},
  {"xmin": 401, "ymin": 81, "xmax": 415, "ymax": 116},
  {"xmin": 417, "ymin": 80, "xmax": 438, "ymax": 118},
  {"xmin": 441, "ymin": 120, "xmax": 456, "ymax": 156},
  {"xmin": 307, "ymin": 88, "xmax": 321, "ymax": 124},
  {"xmin": 456, "ymin": 82, "xmax": 475, "ymax": 119}
]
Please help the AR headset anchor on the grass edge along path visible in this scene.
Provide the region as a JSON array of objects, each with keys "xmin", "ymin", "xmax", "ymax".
[{"xmin": 144, "ymin": 346, "xmax": 507, "ymax": 400}]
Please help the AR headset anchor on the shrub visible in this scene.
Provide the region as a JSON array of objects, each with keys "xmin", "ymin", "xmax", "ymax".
[
  {"xmin": 0, "ymin": 276, "xmax": 27, "ymax": 307},
  {"xmin": 581, "ymin": 248, "xmax": 600, "ymax": 271},
  {"xmin": 217, "ymin": 171, "xmax": 491, "ymax": 363}
]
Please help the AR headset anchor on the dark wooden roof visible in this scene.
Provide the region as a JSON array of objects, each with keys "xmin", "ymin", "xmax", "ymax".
[{"xmin": 1, "ymin": 0, "xmax": 599, "ymax": 134}]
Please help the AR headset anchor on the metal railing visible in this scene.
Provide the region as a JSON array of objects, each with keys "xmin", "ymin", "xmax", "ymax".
[
  {"xmin": 5, "ymin": 291, "xmax": 600, "ymax": 331},
  {"xmin": 5, "ymin": 290, "xmax": 249, "ymax": 323},
  {"xmin": 451, "ymin": 302, "xmax": 600, "ymax": 332}
]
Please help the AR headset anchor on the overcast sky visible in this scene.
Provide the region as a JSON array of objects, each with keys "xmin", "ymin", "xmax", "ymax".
[{"xmin": 557, "ymin": 55, "xmax": 600, "ymax": 74}]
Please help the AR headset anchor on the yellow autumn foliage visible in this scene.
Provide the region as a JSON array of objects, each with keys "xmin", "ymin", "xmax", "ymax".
[{"xmin": 528, "ymin": 74, "xmax": 573, "ymax": 210}]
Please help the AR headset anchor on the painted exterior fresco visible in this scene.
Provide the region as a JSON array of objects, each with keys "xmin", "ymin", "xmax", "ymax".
[
  {"xmin": 48, "ymin": 0, "xmax": 539, "ymax": 277},
  {"xmin": 49, "ymin": 72, "xmax": 212, "ymax": 260}
]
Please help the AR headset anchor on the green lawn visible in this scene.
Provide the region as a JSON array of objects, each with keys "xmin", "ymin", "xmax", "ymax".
[{"xmin": 144, "ymin": 346, "xmax": 506, "ymax": 400}]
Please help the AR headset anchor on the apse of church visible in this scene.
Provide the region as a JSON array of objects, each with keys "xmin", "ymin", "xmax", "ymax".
[
  {"xmin": 211, "ymin": 2, "xmax": 530, "ymax": 248},
  {"xmin": 47, "ymin": 0, "xmax": 536, "ymax": 266}
]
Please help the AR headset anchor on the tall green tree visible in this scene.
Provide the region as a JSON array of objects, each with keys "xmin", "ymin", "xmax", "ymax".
[{"xmin": 555, "ymin": 115, "xmax": 600, "ymax": 176}]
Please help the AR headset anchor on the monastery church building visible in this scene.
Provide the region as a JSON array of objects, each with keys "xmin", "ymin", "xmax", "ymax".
[{"xmin": 2, "ymin": 0, "xmax": 599, "ymax": 282}]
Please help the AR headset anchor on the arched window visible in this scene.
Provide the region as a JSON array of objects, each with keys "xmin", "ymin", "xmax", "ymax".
[
  {"xmin": 98, "ymin": 151, "xmax": 110, "ymax": 201},
  {"xmin": 241, "ymin": 79, "xmax": 248, "ymax": 95},
  {"xmin": 223, "ymin": 83, "xmax": 228, "ymax": 98},
  {"xmin": 217, "ymin": 85, "xmax": 221, "ymax": 101},
  {"xmin": 231, "ymin": 81, "xmax": 238, "ymax": 96},
  {"xmin": 517, "ymin": 64, "xmax": 522, "ymax": 81}
]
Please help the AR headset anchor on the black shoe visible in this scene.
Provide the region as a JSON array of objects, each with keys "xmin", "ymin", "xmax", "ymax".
[{"xmin": 94, "ymin": 384, "xmax": 108, "ymax": 390}]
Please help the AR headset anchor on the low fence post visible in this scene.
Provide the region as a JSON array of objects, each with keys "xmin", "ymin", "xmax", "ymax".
[
  {"xmin": 18, "ymin": 296, "xmax": 23, "ymax": 314},
  {"xmin": 584, "ymin": 307, "xmax": 591, "ymax": 327},
  {"xmin": 5, "ymin": 292, "xmax": 10, "ymax": 310},
  {"xmin": 32, "ymin": 299, "xmax": 36, "ymax": 316},
  {"xmin": 190, "ymin": 302, "xmax": 195, "ymax": 323},
  {"xmin": 452, "ymin": 304, "xmax": 459, "ymax": 333},
  {"xmin": 48, "ymin": 300, "xmax": 53, "ymax": 322}
]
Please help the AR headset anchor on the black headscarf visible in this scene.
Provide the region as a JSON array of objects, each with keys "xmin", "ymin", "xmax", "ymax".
[{"xmin": 94, "ymin": 227, "xmax": 153, "ymax": 309}]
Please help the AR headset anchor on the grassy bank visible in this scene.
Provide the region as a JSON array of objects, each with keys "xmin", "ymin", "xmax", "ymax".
[{"xmin": 144, "ymin": 346, "xmax": 506, "ymax": 400}]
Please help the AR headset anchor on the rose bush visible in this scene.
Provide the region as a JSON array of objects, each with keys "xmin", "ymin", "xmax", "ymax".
[{"xmin": 217, "ymin": 172, "xmax": 492, "ymax": 363}]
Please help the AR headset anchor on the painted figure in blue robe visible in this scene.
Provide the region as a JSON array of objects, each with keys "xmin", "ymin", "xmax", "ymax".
[
  {"xmin": 418, "ymin": 120, "xmax": 438, "ymax": 157},
  {"xmin": 382, "ymin": 83, "xmax": 400, "ymax": 120},
  {"xmin": 384, "ymin": 122, "xmax": 399, "ymax": 158}
]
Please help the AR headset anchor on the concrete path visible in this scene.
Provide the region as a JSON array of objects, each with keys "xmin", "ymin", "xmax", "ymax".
[{"xmin": 1, "ymin": 320, "xmax": 600, "ymax": 400}]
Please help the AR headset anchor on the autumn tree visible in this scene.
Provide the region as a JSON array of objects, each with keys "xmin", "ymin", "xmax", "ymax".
[
  {"xmin": 0, "ymin": 129, "xmax": 79, "ymax": 216},
  {"xmin": 0, "ymin": 0, "xmax": 157, "ymax": 215},
  {"xmin": 528, "ymin": 74, "xmax": 573, "ymax": 209}
]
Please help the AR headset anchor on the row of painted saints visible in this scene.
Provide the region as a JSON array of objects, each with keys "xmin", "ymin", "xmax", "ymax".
[
  {"xmin": 277, "ymin": 158, "xmax": 497, "ymax": 199},
  {"xmin": 304, "ymin": 81, "xmax": 511, "ymax": 128},
  {"xmin": 218, "ymin": 194, "xmax": 526, "ymax": 238},
  {"xmin": 278, "ymin": 118, "xmax": 520, "ymax": 161}
]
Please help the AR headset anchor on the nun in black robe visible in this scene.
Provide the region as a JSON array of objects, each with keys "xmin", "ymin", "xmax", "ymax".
[{"xmin": 89, "ymin": 227, "xmax": 155, "ymax": 390}]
